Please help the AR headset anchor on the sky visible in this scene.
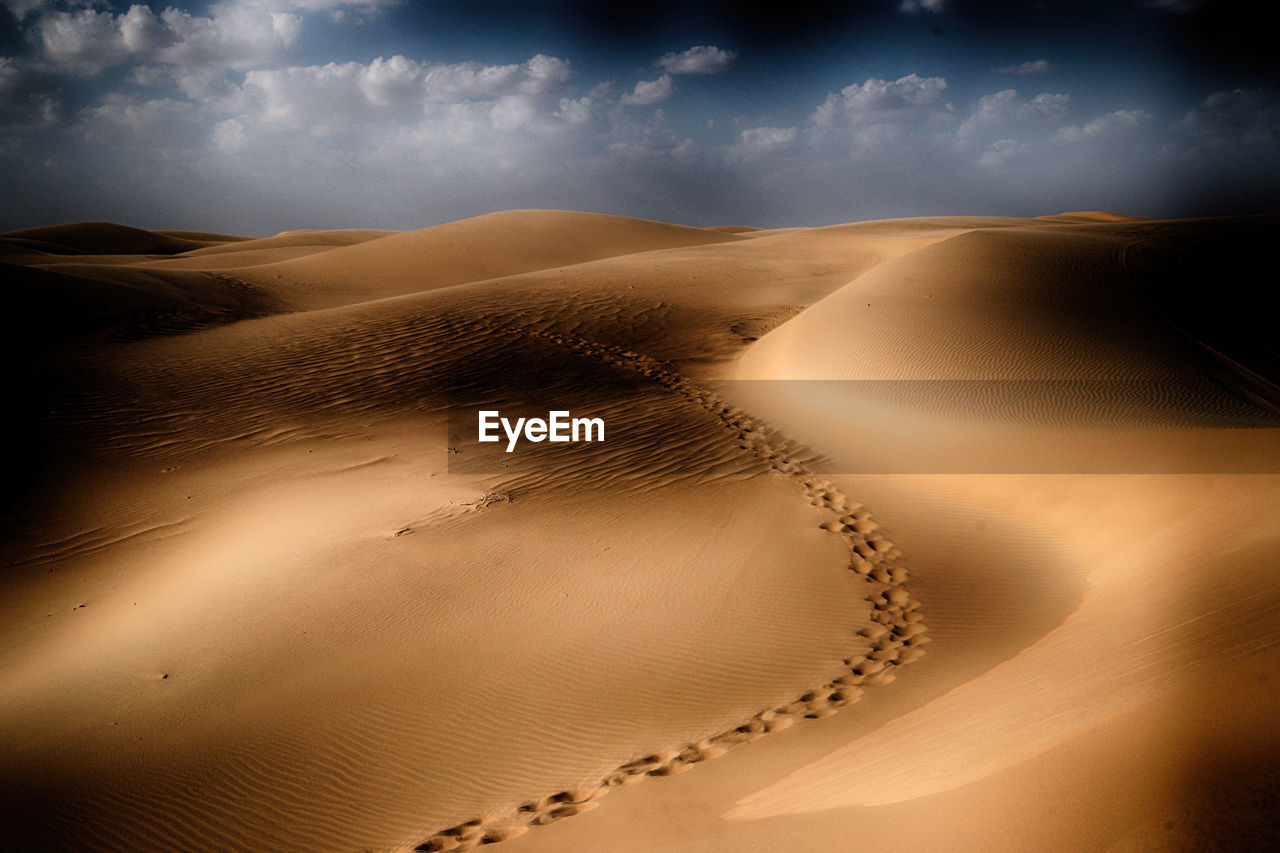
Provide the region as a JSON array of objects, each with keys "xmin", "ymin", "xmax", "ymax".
[{"xmin": 1, "ymin": 0, "xmax": 1277, "ymax": 233}]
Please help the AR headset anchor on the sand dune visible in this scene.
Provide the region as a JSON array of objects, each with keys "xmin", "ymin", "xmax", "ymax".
[
  {"xmin": 225, "ymin": 208, "xmax": 750, "ymax": 310},
  {"xmin": 1036, "ymin": 210, "xmax": 1156, "ymax": 223},
  {"xmin": 740, "ymin": 222, "xmax": 1205, "ymax": 382},
  {"xmin": 3, "ymin": 209, "xmax": 1277, "ymax": 852},
  {"xmin": 0, "ymin": 221, "xmax": 243, "ymax": 256}
]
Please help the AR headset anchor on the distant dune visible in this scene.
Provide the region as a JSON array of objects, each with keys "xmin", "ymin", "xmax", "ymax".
[
  {"xmin": 2, "ymin": 210, "xmax": 1276, "ymax": 853},
  {"xmin": 0, "ymin": 221, "xmax": 242, "ymax": 255},
  {"xmin": 1035, "ymin": 210, "xmax": 1156, "ymax": 222},
  {"xmin": 226, "ymin": 208, "xmax": 748, "ymax": 309}
]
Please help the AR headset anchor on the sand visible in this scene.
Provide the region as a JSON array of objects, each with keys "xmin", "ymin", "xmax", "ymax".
[{"xmin": 2, "ymin": 210, "xmax": 1277, "ymax": 852}]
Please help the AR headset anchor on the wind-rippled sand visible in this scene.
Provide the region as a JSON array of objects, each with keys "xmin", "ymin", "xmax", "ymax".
[{"xmin": 3, "ymin": 210, "xmax": 1277, "ymax": 851}]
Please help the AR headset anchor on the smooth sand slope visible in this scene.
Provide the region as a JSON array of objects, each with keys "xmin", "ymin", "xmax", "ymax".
[{"xmin": 2, "ymin": 211, "xmax": 1277, "ymax": 852}]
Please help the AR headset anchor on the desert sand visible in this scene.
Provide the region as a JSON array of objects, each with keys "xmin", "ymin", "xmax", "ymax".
[{"xmin": 2, "ymin": 210, "xmax": 1277, "ymax": 852}]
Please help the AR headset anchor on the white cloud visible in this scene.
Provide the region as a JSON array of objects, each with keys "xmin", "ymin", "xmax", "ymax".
[
  {"xmin": 655, "ymin": 45, "xmax": 737, "ymax": 75},
  {"xmin": 131, "ymin": 64, "xmax": 245, "ymax": 112},
  {"xmin": 621, "ymin": 74, "xmax": 673, "ymax": 106},
  {"xmin": 958, "ymin": 89, "xmax": 1069, "ymax": 138},
  {"xmin": 804, "ymin": 75, "xmax": 956, "ymax": 163},
  {"xmin": 1054, "ymin": 109, "xmax": 1152, "ymax": 143},
  {"xmin": 976, "ymin": 138, "xmax": 1030, "ymax": 168},
  {"xmin": 2, "ymin": 22, "xmax": 1272, "ymax": 238},
  {"xmin": 489, "ymin": 94, "xmax": 535, "ymax": 131},
  {"xmin": 357, "ymin": 54, "xmax": 425, "ymax": 106},
  {"xmin": 521, "ymin": 53, "xmax": 573, "ymax": 93},
  {"xmin": 35, "ymin": 3, "xmax": 297, "ymax": 73},
  {"xmin": 38, "ymin": 8, "xmax": 123, "ymax": 71},
  {"xmin": 601, "ymin": 108, "xmax": 690, "ymax": 161},
  {"xmin": 813, "ymin": 73, "xmax": 950, "ymax": 123},
  {"xmin": 740, "ymin": 126, "xmax": 797, "ymax": 149},
  {"xmin": 557, "ymin": 95, "xmax": 594, "ymax": 125},
  {"xmin": 232, "ymin": 53, "xmax": 573, "ymax": 131},
  {"xmin": 810, "ymin": 73, "xmax": 953, "ymax": 146},
  {"xmin": 727, "ymin": 125, "xmax": 797, "ymax": 163},
  {"xmin": 418, "ymin": 54, "xmax": 571, "ymax": 101},
  {"xmin": 118, "ymin": 6, "xmax": 176, "ymax": 55},
  {"xmin": 26, "ymin": 1, "xmax": 392, "ymax": 74},
  {"xmin": 76, "ymin": 94, "xmax": 203, "ymax": 148},
  {"xmin": 992, "ymin": 60, "xmax": 1058, "ymax": 76},
  {"xmin": 211, "ymin": 116, "xmax": 248, "ymax": 153}
]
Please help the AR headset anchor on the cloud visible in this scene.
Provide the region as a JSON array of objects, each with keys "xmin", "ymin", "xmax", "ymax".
[
  {"xmin": 992, "ymin": 60, "xmax": 1059, "ymax": 76},
  {"xmin": 811, "ymin": 73, "xmax": 952, "ymax": 132},
  {"xmin": 975, "ymin": 138, "xmax": 1030, "ymax": 169},
  {"xmin": 35, "ymin": 4, "xmax": 295, "ymax": 72},
  {"xmin": 898, "ymin": 0, "xmax": 946, "ymax": 14},
  {"xmin": 621, "ymin": 74, "xmax": 673, "ymax": 105},
  {"xmin": 2, "ymin": 12, "xmax": 1275, "ymax": 238},
  {"xmin": 229, "ymin": 53, "xmax": 573, "ymax": 134},
  {"xmin": 21, "ymin": 1, "xmax": 393, "ymax": 74},
  {"xmin": 131, "ymin": 64, "xmax": 245, "ymax": 112},
  {"xmin": 800, "ymin": 74, "xmax": 960, "ymax": 169},
  {"xmin": 489, "ymin": 94, "xmax": 536, "ymax": 131},
  {"xmin": 211, "ymin": 116, "xmax": 248, "ymax": 153},
  {"xmin": 958, "ymin": 89, "xmax": 1070, "ymax": 138},
  {"xmin": 556, "ymin": 95, "xmax": 594, "ymax": 125},
  {"xmin": 1176, "ymin": 88, "xmax": 1280, "ymax": 145},
  {"xmin": 1054, "ymin": 109, "xmax": 1153, "ymax": 143},
  {"xmin": 727, "ymin": 125, "xmax": 797, "ymax": 162},
  {"xmin": 655, "ymin": 45, "xmax": 737, "ymax": 75},
  {"xmin": 76, "ymin": 94, "xmax": 203, "ymax": 148},
  {"xmin": 1, "ymin": 0, "xmax": 48, "ymax": 20},
  {"xmin": 0, "ymin": 55, "xmax": 59, "ymax": 126},
  {"xmin": 419, "ymin": 54, "xmax": 571, "ymax": 100}
]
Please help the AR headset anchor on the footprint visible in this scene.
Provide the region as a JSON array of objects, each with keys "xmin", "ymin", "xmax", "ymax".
[{"xmin": 409, "ymin": 326, "xmax": 928, "ymax": 851}]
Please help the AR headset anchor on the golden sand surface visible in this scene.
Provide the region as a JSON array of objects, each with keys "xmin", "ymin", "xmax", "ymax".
[{"xmin": 2, "ymin": 210, "xmax": 1276, "ymax": 852}]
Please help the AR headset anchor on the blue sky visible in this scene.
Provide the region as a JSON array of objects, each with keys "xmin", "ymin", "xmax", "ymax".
[{"xmin": 1, "ymin": 1, "xmax": 1277, "ymax": 232}]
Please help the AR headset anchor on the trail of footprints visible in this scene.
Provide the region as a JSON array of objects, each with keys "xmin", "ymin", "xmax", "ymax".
[{"xmin": 412, "ymin": 326, "xmax": 928, "ymax": 852}]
